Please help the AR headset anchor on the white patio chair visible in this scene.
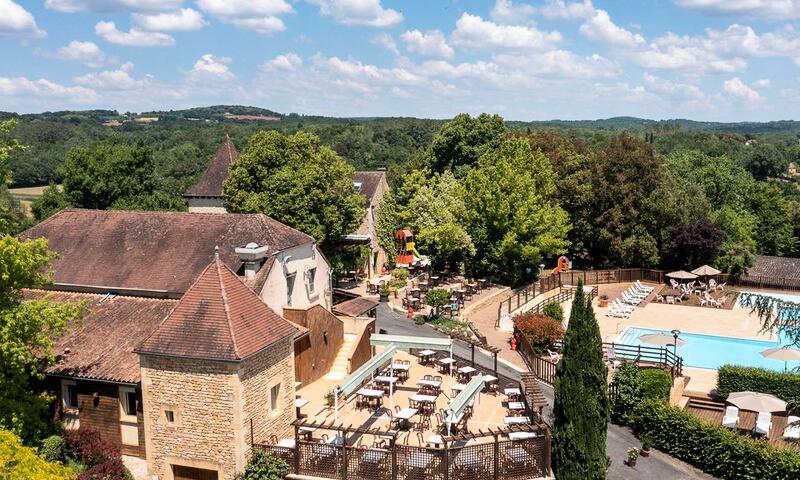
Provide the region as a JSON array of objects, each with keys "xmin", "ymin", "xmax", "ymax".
[
  {"xmin": 715, "ymin": 282, "xmax": 727, "ymax": 292},
  {"xmin": 656, "ymin": 294, "xmax": 665, "ymax": 303},
  {"xmin": 708, "ymin": 279, "xmax": 717, "ymax": 290},
  {"xmin": 547, "ymin": 349, "xmax": 561, "ymax": 363},
  {"xmin": 670, "ymin": 279, "xmax": 679, "ymax": 289},
  {"xmin": 612, "ymin": 300, "xmax": 634, "ymax": 312},
  {"xmin": 783, "ymin": 416, "xmax": 800, "ymax": 440},
  {"xmin": 666, "ymin": 296, "xmax": 675, "ymax": 304},
  {"xmin": 722, "ymin": 406, "xmax": 739, "ymax": 429},
  {"xmin": 754, "ymin": 412, "xmax": 772, "ymax": 436}
]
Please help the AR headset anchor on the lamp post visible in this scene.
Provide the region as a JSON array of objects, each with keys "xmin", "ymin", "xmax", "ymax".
[{"xmin": 670, "ymin": 329, "xmax": 681, "ymax": 357}]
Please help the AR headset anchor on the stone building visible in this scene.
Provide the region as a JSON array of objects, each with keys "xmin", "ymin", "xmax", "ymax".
[
  {"xmin": 183, "ymin": 135, "xmax": 238, "ymax": 213},
  {"xmin": 351, "ymin": 171, "xmax": 390, "ymax": 277},
  {"xmin": 137, "ymin": 256, "xmax": 297, "ymax": 480}
]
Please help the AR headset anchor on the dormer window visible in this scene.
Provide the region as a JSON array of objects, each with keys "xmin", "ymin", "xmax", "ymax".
[{"xmin": 353, "ymin": 181, "xmax": 363, "ymax": 193}]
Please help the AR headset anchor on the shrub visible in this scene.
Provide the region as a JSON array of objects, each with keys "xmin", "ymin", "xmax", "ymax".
[
  {"xmin": 391, "ymin": 269, "xmax": 409, "ymax": 281},
  {"xmin": 542, "ymin": 302, "xmax": 563, "ymax": 323},
  {"xmin": 632, "ymin": 400, "xmax": 800, "ymax": 479},
  {"xmin": 717, "ymin": 364, "xmax": 800, "ymax": 401},
  {"xmin": 640, "ymin": 368, "xmax": 672, "ymax": 403},
  {"xmin": 513, "ymin": 313, "xmax": 564, "ymax": 353},
  {"xmin": 40, "ymin": 435, "xmax": 67, "ymax": 463},
  {"xmin": 0, "ymin": 429, "xmax": 75, "ymax": 480},
  {"xmin": 64, "ymin": 428, "xmax": 126, "ymax": 480},
  {"xmin": 611, "ymin": 361, "xmax": 643, "ymax": 425},
  {"xmin": 425, "ymin": 288, "xmax": 451, "ymax": 316},
  {"xmin": 236, "ymin": 449, "xmax": 290, "ymax": 480}
]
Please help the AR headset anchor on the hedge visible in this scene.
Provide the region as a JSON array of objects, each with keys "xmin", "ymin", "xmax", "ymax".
[
  {"xmin": 640, "ymin": 368, "xmax": 672, "ymax": 403},
  {"xmin": 717, "ymin": 364, "xmax": 800, "ymax": 401},
  {"xmin": 632, "ymin": 400, "xmax": 800, "ymax": 480}
]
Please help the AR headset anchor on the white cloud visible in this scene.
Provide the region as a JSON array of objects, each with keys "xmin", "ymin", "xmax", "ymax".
[
  {"xmin": 372, "ymin": 34, "xmax": 400, "ymax": 56},
  {"xmin": 642, "ymin": 72, "xmax": 705, "ymax": 100},
  {"xmin": 74, "ymin": 62, "xmax": 152, "ymax": 90},
  {"xmin": 188, "ymin": 54, "xmax": 235, "ymax": 82},
  {"xmin": 45, "ymin": 0, "xmax": 181, "ymax": 13},
  {"xmin": 579, "ymin": 9, "xmax": 644, "ymax": 46},
  {"xmin": 54, "ymin": 40, "xmax": 109, "ymax": 67},
  {"xmin": 490, "ymin": 0, "xmax": 536, "ymax": 24},
  {"xmin": 451, "ymin": 13, "xmax": 562, "ymax": 50},
  {"xmin": 753, "ymin": 78, "xmax": 770, "ymax": 87},
  {"xmin": 308, "ymin": 0, "xmax": 403, "ymax": 27},
  {"xmin": 537, "ymin": 0, "xmax": 596, "ymax": 20},
  {"xmin": 401, "ymin": 30, "xmax": 454, "ymax": 59},
  {"xmin": 495, "ymin": 50, "xmax": 618, "ymax": 79},
  {"xmin": 723, "ymin": 77, "xmax": 761, "ymax": 102},
  {"xmin": 95, "ymin": 21, "xmax": 175, "ymax": 46},
  {"xmin": 261, "ymin": 53, "xmax": 303, "ymax": 71},
  {"xmin": 675, "ymin": 0, "xmax": 800, "ymax": 20},
  {"xmin": 0, "ymin": 0, "xmax": 46, "ymax": 39},
  {"xmin": 0, "ymin": 76, "xmax": 97, "ymax": 103},
  {"xmin": 132, "ymin": 8, "xmax": 207, "ymax": 32},
  {"xmin": 196, "ymin": 0, "xmax": 291, "ymax": 34}
]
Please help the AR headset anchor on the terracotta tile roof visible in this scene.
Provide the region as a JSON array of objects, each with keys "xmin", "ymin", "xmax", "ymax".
[
  {"xmin": 747, "ymin": 255, "xmax": 800, "ymax": 281},
  {"xmin": 353, "ymin": 171, "xmax": 386, "ymax": 207},
  {"xmin": 184, "ymin": 135, "xmax": 239, "ymax": 198},
  {"xmin": 136, "ymin": 257, "xmax": 299, "ymax": 361},
  {"xmin": 333, "ymin": 296, "xmax": 378, "ymax": 317},
  {"xmin": 19, "ymin": 209, "xmax": 313, "ymax": 294},
  {"xmin": 25, "ymin": 289, "xmax": 178, "ymax": 384}
]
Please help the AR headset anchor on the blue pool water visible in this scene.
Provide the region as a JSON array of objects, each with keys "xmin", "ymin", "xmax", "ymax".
[
  {"xmin": 738, "ymin": 290, "xmax": 800, "ymax": 305},
  {"xmin": 618, "ymin": 327, "xmax": 794, "ymax": 371}
]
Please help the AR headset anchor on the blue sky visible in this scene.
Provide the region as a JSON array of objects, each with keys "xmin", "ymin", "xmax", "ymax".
[{"xmin": 1, "ymin": 1, "xmax": 799, "ymax": 121}]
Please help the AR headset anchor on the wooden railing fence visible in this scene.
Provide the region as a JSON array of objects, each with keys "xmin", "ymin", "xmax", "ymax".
[{"xmin": 495, "ymin": 283, "xmax": 538, "ymax": 327}]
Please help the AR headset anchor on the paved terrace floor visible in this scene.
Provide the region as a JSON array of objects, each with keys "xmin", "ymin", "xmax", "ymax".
[{"xmin": 296, "ymin": 348, "xmax": 524, "ymax": 447}]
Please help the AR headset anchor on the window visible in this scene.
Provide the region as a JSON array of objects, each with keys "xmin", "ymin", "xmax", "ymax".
[
  {"xmin": 270, "ymin": 384, "xmax": 280, "ymax": 413},
  {"xmin": 305, "ymin": 268, "xmax": 316, "ymax": 295},
  {"xmin": 164, "ymin": 410, "xmax": 175, "ymax": 425},
  {"xmin": 353, "ymin": 181, "xmax": 363, "ymax": 193},
  {"xmin": 286, "ymin": 273, "xmax": 296, "ymax": 306},
  {"xmin": 62, "ymin": 380, "xmax": 78, "ymax": 410},
  {"xmin": 119, "ymin": 387, "xmax": 137, "ymax": 421}
]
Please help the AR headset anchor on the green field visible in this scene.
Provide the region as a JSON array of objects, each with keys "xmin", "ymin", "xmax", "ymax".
[{"xmin": 9, "ymin": 185, "xmax": 58, "ymax": 217}]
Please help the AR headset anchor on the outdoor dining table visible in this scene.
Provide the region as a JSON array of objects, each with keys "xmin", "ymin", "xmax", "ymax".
[
  {"xmin": 361, "ymin": 448, "xmax": 388, "ymax": 464},
  {"xmin": 298, "ymin": 425, "xmax": 317, "ymax": 440},
  {"xmin": 504, "ymin": 387, "xmax": 521, "ymax": 399},
  {"xmin": 295, "ymin": 398, "xmax": 309, "ymax": 418},
  {"xmin": 375, "ymin": 375, "xmax": 398, "ymax": 384},
  {"xmin": 451, "ymin": 383, "xmax": 466, "ymax": 396},
  {"xmin": 407, "ymin": 297, "xmax": 420, "ymax": 308},
  {"xmin": 503, "ymin": 445, "xmax": 536, "ymax": 464},
  {"xmin": 508, "ymin": 401, "xmax": 525, "ymax": 411},
  {"xmin": 411, "ymin": 394, "xmax": 438, "ymax": 403},
  {"xmin": 418, "ymin": 349, "xmax": 436, "ymax": 364},
  {"xmin": 504, "ymin": 416, "xmax": 531, "ymax": 425},
  {"xmin": 391, "ymin": 363, "xmax": 410, "ymax": 371},
  {"xmin": 417, "ymin": 379, "xmax": 441, "ymax": 390},
  {"xmin": 430, "ymin": 276, "xmax": 440, "ymax": 286},
  {"xmin": 357, "ymin": 388, "xmax": 385, "ymax": 409},
  {"xmin": 507, "ymin": 432, "xmax": 537, "ymax": 440},
  {"xmin": 276, "ymin": 438, "xmax": 296, "ymax": 448},
  {"xmin": 426, "ymin": 435, "xmax": 444, "ymax": 447},
  {"xmin": 407, "ymin": 450, "xmax": 435, "ymax": 469},
  {"xmin": 394, "ymin": 407, "xmax": 418, "ymax": 430},
  {"xmin": 483, "ymin": 374, "xmax": 498, "ymax": 392}
]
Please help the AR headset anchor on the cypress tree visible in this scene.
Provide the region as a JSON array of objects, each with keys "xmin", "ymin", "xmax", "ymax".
[{"xmin": 551, "ymin": 281, "xmax": 610, "ymax": 479}]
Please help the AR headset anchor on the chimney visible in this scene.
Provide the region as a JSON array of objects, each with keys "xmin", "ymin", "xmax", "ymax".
[{"xmin": 234, "ymin": 242, "xmax": 269, "ymax": 281}]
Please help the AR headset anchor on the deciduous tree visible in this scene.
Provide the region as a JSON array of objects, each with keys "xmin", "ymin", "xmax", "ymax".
[{"xmin": 430, "ymin": 113, "xmax": 506, "ymax": 173}]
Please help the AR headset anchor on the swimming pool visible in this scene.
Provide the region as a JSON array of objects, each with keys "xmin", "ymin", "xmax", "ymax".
[
  {"xmin": 618, "ymin": 327, "xmax": 793, "ymax": 371},
  {"xmin": 738, "ymin": 290, "xmax": 800, "ymax": 305}
]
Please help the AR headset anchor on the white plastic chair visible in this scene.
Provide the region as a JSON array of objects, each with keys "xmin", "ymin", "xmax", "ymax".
[
  {"xmin": 783, "ymin": 416, "xmax": 800, "ymax": 440},
  {"xmin": 722, "ymin": 406, "xmax": 739, "ymax": 429},
  {"xmin": 755, "ymin": 412, "xmax": 772, "ymax": 436}
]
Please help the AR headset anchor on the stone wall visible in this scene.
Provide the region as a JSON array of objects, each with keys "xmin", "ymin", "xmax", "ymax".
[
  {"xmin": 140, "ymin": 355, "xmax": 241, "ymax": 480},
  {"xmin": 240, "ymin": 335, "xmax": 296, "ymax": 446}
]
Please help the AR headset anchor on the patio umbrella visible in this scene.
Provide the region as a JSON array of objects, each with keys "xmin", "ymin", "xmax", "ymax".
[
  {"xmin": 638, "ymin": 333, "xmax": 685, "ymax": 347},
  {"xmin": 727, "ymin": 391, "xmax": 787, "ymax": 412},
  {"xmin": 761, "ymin": 346, "xmax": 800, "ymax": 372},
  {"xmin": 666, "ymin": 270, "xmax": 698, "ymax": 280},
  {"xmin": 691, "ymin": 265, "xmax": 721, "ymax": 277}
]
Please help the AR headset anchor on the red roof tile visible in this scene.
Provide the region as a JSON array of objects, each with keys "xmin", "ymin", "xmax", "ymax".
[
  {"xmin": 136, "ymin": 257, "xmax": 298, "ymax": 361},
  {"xmin": 26, "ymin": 289, "xmax": 178, "ymax": 384},
  {"xmin": 19, "ymin": 209, "xmax": 313, "ymax": 295},
  {"xmin": 184, "ymin": 135, "xmax": 239, "ymax": 198}
]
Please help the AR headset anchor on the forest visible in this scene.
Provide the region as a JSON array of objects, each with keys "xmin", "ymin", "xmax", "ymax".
[{"xmin": 1, "ymin": 106, "xmax": 799, "ymax": 286}]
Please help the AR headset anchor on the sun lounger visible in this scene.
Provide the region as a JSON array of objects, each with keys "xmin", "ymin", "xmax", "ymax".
[
  {"xmin": 783, "ymin": 416, "xmax": 800, "ymax": 440},
  {"xmin": 721, "ymin": 406, "xmax": 739, "ymax": 429},
  {"xmin": 606, "ymin": 307, "xmax": 630, "ymax": 319},
  {"xmin": 754, "ymin": 412, "xmax": 772, "ymax": 436}
]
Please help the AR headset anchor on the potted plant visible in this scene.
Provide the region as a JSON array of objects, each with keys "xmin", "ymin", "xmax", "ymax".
[
  {"xmin": 640, "ymin": 436, "xmax": 652, "ymax": 457},
  {"xmin": 378, "ymin": 286, "xmax": 390, "ymax": 302},
  {"xmin": 325, "ymin": 392, "xmax": 335, "ymax": 407},
  {"xmin": 626, "ymin": 447, "xmax": 639, "ymax": 467},
  {"xmin": 598, "ymin": 294, "xmax": 609, "ymax": 308}
]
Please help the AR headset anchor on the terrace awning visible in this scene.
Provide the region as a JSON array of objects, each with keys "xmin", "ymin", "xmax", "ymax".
[
  {"xmin": 335, "ymin": 344, "xmax": 397, "ymax": 398},
  {"xmin": 444, "ymin": 375, "xmax": 485, "ymax": 434},
  {"xmin": 370, "ymin": 333, "xmax": 452, "ymax": 351}
]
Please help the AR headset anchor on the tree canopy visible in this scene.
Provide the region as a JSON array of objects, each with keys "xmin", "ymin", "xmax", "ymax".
[
  {"xmin": 430, "ymin": 113, "xmax": 506, "ymax": 173},
  {"xmin": 223, "ymin": 131, "xmax": 364, "ymax": 246}
]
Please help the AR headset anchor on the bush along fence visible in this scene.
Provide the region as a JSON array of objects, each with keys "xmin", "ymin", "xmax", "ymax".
[
  {"xmin": 632, "ymin": 400, "xmax": 800, "ymax": 480},
  {"xmin": 716, "ymin": 364, "xmax": 800, "ymax": 401}
]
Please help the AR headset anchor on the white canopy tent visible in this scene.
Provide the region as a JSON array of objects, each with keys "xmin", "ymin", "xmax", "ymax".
[
  {"xmin": 333, "ymin": 344, "xmax": 397, "ymax": 424},
  {"xmin": 444, "ymin": 374, "xmax": 485, "ymax": 435}
]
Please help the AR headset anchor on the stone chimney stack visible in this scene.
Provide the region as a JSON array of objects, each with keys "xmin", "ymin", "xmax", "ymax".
[{"xmin": 234, "ymin": 242, "xmax": 269, "ymax": 281}]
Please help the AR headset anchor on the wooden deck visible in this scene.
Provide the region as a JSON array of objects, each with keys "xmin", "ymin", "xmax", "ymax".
[{"xmin": 685, "ymin": 398, "xmax": 799, "ymax": 451}]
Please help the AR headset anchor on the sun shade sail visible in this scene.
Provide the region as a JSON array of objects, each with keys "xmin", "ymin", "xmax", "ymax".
[{"xmin": 335, "ymin": 344, "xmax": 397, "ymax": 398}]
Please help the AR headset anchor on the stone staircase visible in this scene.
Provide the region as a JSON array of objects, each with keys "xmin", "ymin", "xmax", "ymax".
[{"xmin": 324, "ymin": 333, "xmax": 357, "ymax": 381}]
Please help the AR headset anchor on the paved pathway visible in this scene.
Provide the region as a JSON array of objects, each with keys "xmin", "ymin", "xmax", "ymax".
[{"xmin": 376, "ymin": 303, "xmax": 716, "ymax": 480}]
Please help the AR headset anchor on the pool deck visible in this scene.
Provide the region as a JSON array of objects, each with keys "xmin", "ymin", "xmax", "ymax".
[{"xmin": 592, "ymin": 282, "xmax": 787, "ymax": 394}]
